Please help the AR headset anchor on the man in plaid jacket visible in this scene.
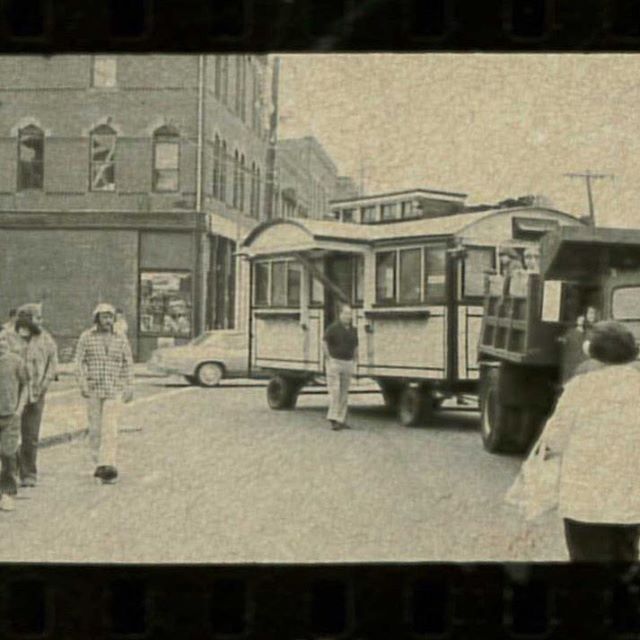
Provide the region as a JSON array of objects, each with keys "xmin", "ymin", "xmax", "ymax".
[{"xmin": 75, "ymin": 303, "xmax": 133, "ymax": 484}]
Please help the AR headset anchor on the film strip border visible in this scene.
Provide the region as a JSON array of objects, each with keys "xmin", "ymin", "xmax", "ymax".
[
  {"xmin": 1, "ymin": 564, "xmax": 640, "ymax": 637},
  {"xmin": 1, "ymin": 0, "xmax": 640, "ymax": 50}
]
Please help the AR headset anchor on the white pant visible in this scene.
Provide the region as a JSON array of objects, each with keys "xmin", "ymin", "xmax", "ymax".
[
  {"xmin": 87, "ymin": 395, "xmax": 122, "ymax": 467},
  {"xmin": 326, "ymin": 358, "xmax": 354, "ymax": 424}
]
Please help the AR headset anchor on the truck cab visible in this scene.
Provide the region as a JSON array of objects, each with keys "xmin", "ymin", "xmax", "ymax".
[{"xmin": 478, "ymin": 226, "xmax": 640, "ymax": 454}]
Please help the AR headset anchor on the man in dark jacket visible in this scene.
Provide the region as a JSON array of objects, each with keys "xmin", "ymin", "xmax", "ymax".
[{"xmin": 323, "ymin": 304, "xmax": 358, "ymax": 431}]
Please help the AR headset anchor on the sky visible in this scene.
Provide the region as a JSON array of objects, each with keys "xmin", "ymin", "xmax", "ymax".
[{"xmin": 276, "ymin": 54, "xmax": 640, "ymax": 228}]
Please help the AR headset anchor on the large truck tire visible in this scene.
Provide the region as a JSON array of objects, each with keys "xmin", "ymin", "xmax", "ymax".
[
  {"xmin": 267, "ymin": 375, "xmax": 301, "ymax": 410},
  {"xmin": 398, "ymin": 385, "xmax": 435, "ymax": 427},
  {"xmin": 479, "ymin": 365, "xmax": 544, "ymax": 454}
]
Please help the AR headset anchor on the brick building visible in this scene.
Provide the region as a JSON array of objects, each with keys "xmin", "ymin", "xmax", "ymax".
[
  {"xmin": 0, "ymin": 54, "xmax": 272, "ymax": 360},
  {"xmin": 273, "ymin": 136, "xmax": 340, "ymax": 220}
]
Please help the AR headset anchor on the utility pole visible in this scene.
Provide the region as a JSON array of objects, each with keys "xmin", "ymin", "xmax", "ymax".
[{"xmin": 564, "ymin": 170, "xmax": 614, "ymax": 227}]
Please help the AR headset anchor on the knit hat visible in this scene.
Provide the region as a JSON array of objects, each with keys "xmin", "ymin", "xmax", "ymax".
[
  {"xmin": 587, "ymin": 321, "xmax": 639, "ymax": 364},
  {"xmin": 17, "ymin": 302, "xmax": 42, "ymax": 318},
  {"xmin": 93, "ymin": 303, "xmax": 116, "ymax": 321}
]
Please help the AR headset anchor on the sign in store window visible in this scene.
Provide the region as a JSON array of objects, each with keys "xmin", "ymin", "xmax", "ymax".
[{"xmin": 140, "ymin": 271, "xmax": 192, "ymax": 337}]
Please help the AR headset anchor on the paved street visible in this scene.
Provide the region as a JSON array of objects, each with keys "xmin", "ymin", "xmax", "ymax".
[{"xmin": 0, "ymin": 377, "xmax": 567, "ymax": 563}]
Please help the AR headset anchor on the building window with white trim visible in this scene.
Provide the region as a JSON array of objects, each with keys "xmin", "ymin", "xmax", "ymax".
[
  {"xmin": 17, "ymin": 124, "xmax": 44, "ymax": 191},
  {"xmin": 152, "ymin": 125, "xmax": 180, "ymax": 192},
  {"xmin": 92, "ymin": 56, "xmax": 117, "ymax": 88},
  {"xmin": 90, "ymin": 124, "xmax": 116, "ymax": 191}
]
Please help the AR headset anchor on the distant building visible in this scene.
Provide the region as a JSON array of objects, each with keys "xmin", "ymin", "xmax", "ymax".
[
  {"xmin": 0, "ymin": 54, "xmax": 272, "ymax": 360},
  {"xmin": 335, "ymin": 176, "xmax": 360, "ymax": 200},
  {"xmin": 330, "ymin": 188, "xmax": 467, "ymax": 224},
  {"xmin": 274, "ymin": 136, "xmax": 346, "ymax": 220}
]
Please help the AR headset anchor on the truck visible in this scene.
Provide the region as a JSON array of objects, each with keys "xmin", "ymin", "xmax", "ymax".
[{"xmin": 478, "ymin": 225, "xmax": 640, "ymax": 454}]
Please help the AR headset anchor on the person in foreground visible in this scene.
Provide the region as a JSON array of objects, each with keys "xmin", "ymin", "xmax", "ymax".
[
  {"xmin": 75, "ymin": 303, "xmax": 134, "ymax": 484},
  {"xmin": 0, "ymin": 331, "xmax": 27, "ymax": 511},
  {"xmin": 323, "ymin": 304, "xmax": 358, "ymax": 431},
  {"xmin": 543, "ymin": 321, "xmax": 640, "ymax": 562}
]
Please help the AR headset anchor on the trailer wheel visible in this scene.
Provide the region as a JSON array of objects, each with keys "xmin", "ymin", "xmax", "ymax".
[
  {"xmin": 398, "ymin": 386, "xmax": 433, "ymax": 427},
  {"xmin": 267, "ymin": 375, "xmax": 299, "ymax": 410},
  {"xmin": 378, "ymin": 380, "xmax": 403, "ymax": 413},
  {"xmin": 480, "ymin": 367, "xmax": 537, "ymax": 454}
]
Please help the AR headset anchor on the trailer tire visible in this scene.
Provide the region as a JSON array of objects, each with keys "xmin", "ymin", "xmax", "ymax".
[
  {"xmin": 378, "ymin": 380, "xmax": 403, "ymax": 413},
  {"xmin": 398, "ymin": 386, "xmax": 434, "ymax": 427},
  {"xmin": 267, "ymin": 375, "xmax": 299, "ymax": 410},
  {"xmin": 480, "ymin": 368, "xmax": 539, "ymax": 454}
]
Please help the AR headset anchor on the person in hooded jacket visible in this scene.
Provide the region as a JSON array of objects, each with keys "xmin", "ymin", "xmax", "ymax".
[{"xmin": 544, "ymin": 321, "xmax": 640, "ymax": 561}]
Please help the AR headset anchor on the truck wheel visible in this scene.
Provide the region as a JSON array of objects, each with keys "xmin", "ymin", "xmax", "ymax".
[
  {"xmin": 267, "ymin": 375, "xmax": 298, "ymax": 410},
  {"xmin": 480, "ymin": 368, "xmax": 537, "ymax": 454},
  {"xmin": 398, "ymin": 386, "xmax": 434, "ymax": 427},
  {"xmin": 378, "ymin": 380, "xmax": 403, "ymax": 413}
]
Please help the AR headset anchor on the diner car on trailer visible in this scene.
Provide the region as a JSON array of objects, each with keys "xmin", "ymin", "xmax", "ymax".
[{"xmin": 239, "ymin": 206, "xmax": 582, "ymax": 426}]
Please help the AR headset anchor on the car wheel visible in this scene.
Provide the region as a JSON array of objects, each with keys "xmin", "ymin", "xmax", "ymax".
[{"xmin": 196, "ymin": 362, "xmax": 224, "ymax": 387}]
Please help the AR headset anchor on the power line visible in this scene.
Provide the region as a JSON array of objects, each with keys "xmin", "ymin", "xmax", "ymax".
[{"xmin": 563, "ymin": 170, "xmax": 614, "ymax": 226}]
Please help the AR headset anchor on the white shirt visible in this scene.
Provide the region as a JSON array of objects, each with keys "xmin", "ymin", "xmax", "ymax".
[{"xmin": 544, "ymin": 364, "xmax": 640, "ymax": 524}]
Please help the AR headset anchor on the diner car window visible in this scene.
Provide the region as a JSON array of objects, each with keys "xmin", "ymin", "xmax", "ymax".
[
  {"xmin": 287, "ymin": 262, "xmax": 302, "ymax": 306},
  {"xmin": 612, "ymin": 287, "xmax": 640, "ymax": 320},
  {"xmin": 376, "ymin": 251, "xmax": 396, "ymax": 303},
  {"xmin": 254, "ymin": 262, "xmax": 270, "ymax": 306},
  {"xmin": 612, "ymin": 286, "xmax": 640, "ymax": 343},
  {"xmin": 463, "ymin": 247, "xmax": 496, "ymax": 298},
  {"xmin": 424, "ymin": 245, "xmax": 447, "ymax": 301},
  {"xmin": 139, "ymin": 271, "xmax": 192, "ymax": 338},
  {"xmin": 362, "ymin": 206, "xmax": 377, "ymax": 223},
  {"xmin": 399, "ymin": 248, "xmax": 422, "ymax": 303},
  {"xmin": 271, "ymin": 261, "xmax": 287, "ymax": 306}
]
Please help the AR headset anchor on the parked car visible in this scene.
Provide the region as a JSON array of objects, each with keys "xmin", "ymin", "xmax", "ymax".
[{"xmin": 147, "ymin": 330, "xmax": 249, "ymax": 387}]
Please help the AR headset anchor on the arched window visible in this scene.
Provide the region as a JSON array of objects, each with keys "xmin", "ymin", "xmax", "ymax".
[
  {"xmin": 239, "ymin": 153, "xmax": 245, "ymax": 211},
  {"xmin": 90, "ymin": 124, "xmax": 117, "ymax": 191},
  {"xmin": 17, "ymin": 124, "xmax": 44, "ymax": 191},
  {"xmin": 213, "ymin": 135, "xmax": 221, "ymax": 199},
  {"xmin": 153, "ymin": 125, "xmax": 180, "ymax": 192},
  {"xmin": 220, "ymin": 140, "xmax": 227, "ymax": 202}
]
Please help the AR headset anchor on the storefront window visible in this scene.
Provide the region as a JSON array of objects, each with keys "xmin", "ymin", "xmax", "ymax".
[
  {"xmin": 376, "ymin": 252, "xmax": 396, "ymax": 303},
  {"xmin": 139, "ymin": 271, "xmax": 192, "ymax": 337},
  {"xmin": 463, "ymin": 247, "xmax": 495, "ymax": 298},
  {"xmin": 399, "ymin": 248, "xmax": 422, "ymax": 303},
  {"xmin": 254, "ymin": 262, "xmax": 269, "ymax": 306},
  {"xmin": 271, "ymin": 261, "xmax": 287, "ymax": 306},
  {"xmin": 287, "ymin": 262, "xmax": 302, "ymax": 306},
  {"xmin": 424, "ymin": 246, "xmax": 447, "ymax": 301}
]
